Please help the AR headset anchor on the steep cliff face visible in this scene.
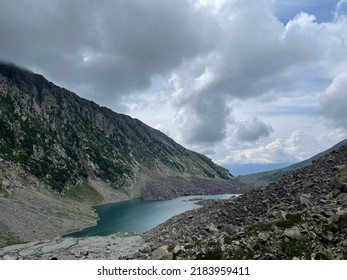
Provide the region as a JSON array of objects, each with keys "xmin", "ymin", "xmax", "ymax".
[{"xmin": 0, "ymin": 62, "xmax": 233, "ymax": 194}]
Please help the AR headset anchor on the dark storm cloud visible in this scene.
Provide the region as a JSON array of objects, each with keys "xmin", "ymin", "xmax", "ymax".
[
  {"xmin": 170, "ymin": 0, "xmax": 347, "ymax": 146},
  {"xmin": 0, "ymin": 0, "xmax": 217, "ymax": 102},
  {"xmin": 319, "ymin": 74, "xmax": 347, "ymax": 130},
  {"xmin": 169, "ymin": 0, "xmax": 324, "ymax": 146},
  {"xmin": 2, "ymin": 0, "xmax": 347, "ymax": 150},
  {"xmin": 234, "ymin": 117, "xmax": 273, "ymax": 142},
  {"xmin": 179, "ymin": 93, "xmax": 230, "ymax": 145}
]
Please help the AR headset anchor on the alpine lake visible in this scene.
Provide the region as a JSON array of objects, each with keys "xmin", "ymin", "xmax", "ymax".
[{"xmin": 69, "ymin": 194, "xmax": 237, "ymax": 237}]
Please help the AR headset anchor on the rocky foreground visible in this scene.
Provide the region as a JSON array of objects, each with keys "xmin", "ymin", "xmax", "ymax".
[
  {"xmin": 0, "ymin": 232, "xmax": 147, "ymax": 260},
  {"xmin": 127, "ymin": 146, "xmax": 347, "ymax": 260}
]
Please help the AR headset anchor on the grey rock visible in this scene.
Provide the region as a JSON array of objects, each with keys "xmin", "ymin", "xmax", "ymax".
[
  {"xmin": 206, "ymin": 223, "xmax": 218, "ymax": 234},
  {"xmin": 337, "ymin": 211, "xmax": 347, "ymax": 229},
  {"xmin": 337, "ymin": 193, "xmax": 347, "ymax": 204},
  {"xmin": 283, "ymin": 227, "xmax": 301, "ymax": 240},
  {"xmin": 152, "ymin": 247, "xmax": 173, "ymax": 260},
  {"xmin": 257, "ymin": 232, "xmax": 270, "ymax": 243},
  {"xmin": 296, "ymin": 193, "xmax": 313, "ymax": 206}
]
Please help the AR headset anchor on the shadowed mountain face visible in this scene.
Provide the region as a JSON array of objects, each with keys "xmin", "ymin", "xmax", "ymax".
[{"xmin": 0, "ymin": 62, "xmax": 237, "ymax": 195}]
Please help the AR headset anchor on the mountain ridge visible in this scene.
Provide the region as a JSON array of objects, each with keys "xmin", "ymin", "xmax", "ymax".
[
  {"xmin": 237, "ymin": 138, "xmax": 347, "ymax": 187},
  {"xmin": 0, "ymin": 62, "xmax": 235, "ymax": 192}
]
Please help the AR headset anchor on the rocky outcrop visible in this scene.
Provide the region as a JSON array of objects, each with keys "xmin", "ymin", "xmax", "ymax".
[{"xmin": 128, "ymin": 146, "xmax": 347, "ymax": 260}]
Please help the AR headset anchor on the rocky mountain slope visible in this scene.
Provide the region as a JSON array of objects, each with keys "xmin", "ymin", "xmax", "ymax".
[
  {"xmin": 0, "ymin": 62, "xmax": 235, "ymax": 193},
  {"xmin": 238, "ymin": 138, "xmax": 347, "ymax": 187},
  {"xmin": 0, "ymin": 62, "xmax": 247, "ymax": 247},
  {"xmin": 128, "ymin": 145, "xmax": 347, "ymax": 260}
]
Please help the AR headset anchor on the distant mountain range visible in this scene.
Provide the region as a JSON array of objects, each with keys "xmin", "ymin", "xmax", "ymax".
[
  {"xmin": 223, "ymin": 162, "xmax": 294, "ymax": 176},
  {"xmin": 238, "ymin": 138, "xmax": 347, "ymax": 187}
]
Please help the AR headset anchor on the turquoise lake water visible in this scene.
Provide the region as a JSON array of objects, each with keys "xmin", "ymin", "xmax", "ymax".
[{"xmin": 69, "ymin": 194, "xmax": 235, "ymax": 237}]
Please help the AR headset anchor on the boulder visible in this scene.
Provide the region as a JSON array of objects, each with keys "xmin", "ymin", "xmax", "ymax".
[
  {"xmin": 337, "ymin": 193, "xmax": 347, "ymax": 205},
  {"xmin": 337, "ymin": 212, "xmax": 347, "ymax": 229},
  {"xmin": 172, "ymin": 245, "xmax": 183, "ymax": 255},
  {"xmin": 257, "ymin": 232, "xmax": 270, "ymax": 243},
  {"xmin": 296, "ymin": 193, "xmax": 313, "ymax": 206},
  {"xmin": 330, "ymin": 165, "xmax": 347, "ymax": 192},
  {"xmin": 329, "ymin": 209, "xmax": 347, "ymax": 229},
  {"xmin": 205, "ymin": 223, "xmax": 218, "ymax": 234},
  {"xmin": 283, "ymin": 226, "xmax": 301, "ymax": 240},
  {"xmin": 151, "ymin": 246, "xmax": 173, "ymax": 260}
]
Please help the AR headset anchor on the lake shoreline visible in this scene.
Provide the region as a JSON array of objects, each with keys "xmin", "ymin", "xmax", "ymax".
[
  {"xmin": 0, "ymin": 176, "xmax": 249, "ymax": 252},
  {"xmin": 0, "ymin": 194, "xmax": 237, "ymax": 260},
  {"xmin": 68, "ymin": 194, "xmax": 236, "ymax": 238}
]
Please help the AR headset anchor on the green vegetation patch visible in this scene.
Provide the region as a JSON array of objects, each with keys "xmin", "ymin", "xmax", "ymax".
[
  {"xmin": 207, "ymin": 240, "xmax": 218, "ymax": 246},
  {"xmin": 64, "ymin": 183, "xmax": 103, "ymax": 204},
  {"xmin": 184, "ymin": 244, "xmax": 195, "ymax": 250},
  {"xmin": 3, "ymin": 234, "xmax": 23, "ymax": 247},
  {"xmin": 0, "ymin": 94, "xmax": 15, "ymax": 116},
  {"xmin": 0, "ymin": 183, "xmax": 9, "ymax": 198},
  {"xmin": 0, "ymin": 222, "xmax": 23, "ymax": 248},
  {"xmin": 246, "ymin": 221, "xmax": 274, "ymax": 233},
  {"xmin": 280, "ymin": 239, "xmax": 312, "ymax": 259},
  {"xmin": 314, "ymin": 252, "xmax": 330, "ymax": 260},
  {"xmin": 276, "ymin": 213, "xmax": 302, "ymax": 229},
  {"xmin": 193, "ymin": 239, "xmax": 225, "ymax": 260},
  {"xmin": 195, "ymin": 247, "xmax": 223, "ymax": 260},
  {"xmin": 322, "ymin": 223, "xmax": 338, "ymax": 234},
  {"xmin": 167, "ymin": 244, "xmax": 175, "ymax": 252},
  {"xmin": 224, "ymin": 235, "xmax": 233, "ymax": 245},
  {"xmin": 230, "ymin": 248, "xmax": 253, "ymax": 260}
]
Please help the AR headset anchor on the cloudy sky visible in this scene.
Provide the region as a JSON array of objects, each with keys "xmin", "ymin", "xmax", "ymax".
[{"xmin": 1, "ymin": 0, "xmax": 347, "ymax": 175}]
